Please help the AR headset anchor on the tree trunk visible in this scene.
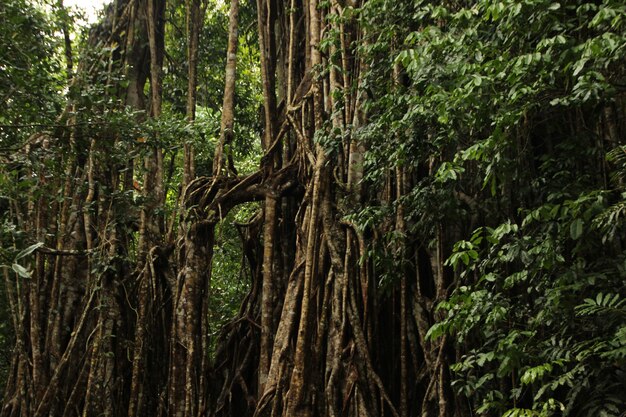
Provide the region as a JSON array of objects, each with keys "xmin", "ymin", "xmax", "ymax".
[{"xmin": 1, "ymin": 1, "xmax": 464, "ymax": 416}]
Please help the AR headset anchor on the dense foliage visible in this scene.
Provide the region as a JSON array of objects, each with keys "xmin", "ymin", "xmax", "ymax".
[
  {"xmin": 0, "ymin": 0, "xmax": 67, "ymax": 393},
  {"xmin": 357, "ymin": 0, "xmax": 626, "ymax": 415},
  {"xmin": 0, "ymin": 0, "xmax": 260, "ymax": 401},
  {"xmin": 0, "ymin": 0, "xmax": 64, "ymax": 138},
  {"xmin": 0, "ymin": 0, "xmax": 624, "ymax": 415}
]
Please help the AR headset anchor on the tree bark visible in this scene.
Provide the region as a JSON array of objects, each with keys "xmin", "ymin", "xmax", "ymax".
[{"xmin": 214, "ymin": 0, "xmax": 240, "ymax": 176}]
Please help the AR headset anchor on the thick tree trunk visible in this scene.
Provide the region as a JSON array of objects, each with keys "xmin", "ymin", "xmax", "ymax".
[
  {"xmin": 214, "ymin": 0, "xmax": 240, "ymax": 177},
  {"xmin": 183, "ymin": 0, "xmax": 205, "ymax": 188},
  {"xmin": 1, "ymin": 1, "xmax": 465, "ymax": 416}
]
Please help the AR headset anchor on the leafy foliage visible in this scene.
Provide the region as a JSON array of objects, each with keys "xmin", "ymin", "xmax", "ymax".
[
  {"xmin": 0, "ymin": 0, "xmax": 64, "ymax": 146},
  {"xmin": 0, "ymin": 0, "xmax": 263, "ymax": 399},
  {"xmin": 1, "ymin": 0, "xmax": 625, "ymax": 414},
  {"xmin": 354, "ymin": 0, "xmax": 626, "ymax": 414}
]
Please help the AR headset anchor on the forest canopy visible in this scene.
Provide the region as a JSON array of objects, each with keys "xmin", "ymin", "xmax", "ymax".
[{"xmin": 0, "ymin": 0, "xmax": 624, "ymax": 416}]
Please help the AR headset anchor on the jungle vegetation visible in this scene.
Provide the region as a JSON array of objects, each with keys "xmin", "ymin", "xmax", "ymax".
[{"xmin": 0, "ymin": 0, "xmax": 624, "ymax": 416}]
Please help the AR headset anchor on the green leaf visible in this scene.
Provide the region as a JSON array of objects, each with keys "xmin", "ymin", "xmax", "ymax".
[
  {"xmin": 503, "ymin": 407, "xmax": 539, "ymax": 417},
  {"xmin": 15, "ymin": 242, "xmax": 43, "ymax": 260},
  {"xmin": 425, "ymin": 321, "xmax": 448, "ymax": 341},
  {"xmin": 521, "ymin": 363, "xmax": 553, "ymax": 385},
  {"xmin": 476, "ymin": 351, "xmax": 495, "ymax": 366},
  {"xmin": 12, "ymin": 263, "xmax": 31, "ymax": 278},
  {"xmin": 573, "ymin": 58, "xmax": 588, "ymax": 76},
  {"xmin": 570, "ymin": 218, "xmax": 584, "ymax": 240},
  {"xmin": 490, "ymin": 175, "xmax": 497, "ymax": 197}
]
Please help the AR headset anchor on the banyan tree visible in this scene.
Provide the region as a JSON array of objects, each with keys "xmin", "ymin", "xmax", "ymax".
[{"xmin": 1, "ymin": 0, "xmax": 624, "ymax": 416}]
